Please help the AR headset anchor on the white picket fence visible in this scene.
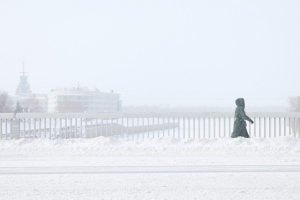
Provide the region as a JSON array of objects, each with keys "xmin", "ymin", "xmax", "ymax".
[{"xmin": 0, "ymin": 112, "xmax": 300, "ymax": 140}]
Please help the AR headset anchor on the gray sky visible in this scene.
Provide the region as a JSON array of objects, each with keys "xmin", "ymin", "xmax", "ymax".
[{"xmin": 0, "ymin": 0, "xmax": 299, "ymax": 107}]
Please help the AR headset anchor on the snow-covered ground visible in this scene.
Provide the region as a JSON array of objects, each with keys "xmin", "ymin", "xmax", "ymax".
[
  {"xmin": 1, "ymin": 173, "xmax": 300, "ymax": 200},
  {"xmin": 1, "ymin": 136, "xmax": 300, "ymax": 199},
  {"xmin": 1, "ymin": 136, "xmax": 300, "ymax": 166}
]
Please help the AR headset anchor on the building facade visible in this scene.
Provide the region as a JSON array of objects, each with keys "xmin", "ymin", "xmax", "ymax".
[{"xmin": 47, "ymin": 87, "xmax": 122, "ymax": 113}]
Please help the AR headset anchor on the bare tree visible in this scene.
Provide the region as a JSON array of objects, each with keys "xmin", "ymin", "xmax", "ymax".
[
  {"xmin": 288, "ymin": 96, "xmax": 300, "ymax": 112},
  {"xmin": 0, "ymin": 92, "xmax": 13, "ymax": 113},
  {"xmin": 287, "ymin": 96, "xmax": 300, "ymax": 135},
  {"xmin": 21, "ymin": 95, "xmax": 43, "ymax": 112},
  {"xmin": 57, "ymin": 100, "xmax": 83, "ymax": 113}
]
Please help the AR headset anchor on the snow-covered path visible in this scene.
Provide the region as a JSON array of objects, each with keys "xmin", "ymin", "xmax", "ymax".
[
  {"xmin": 1, "ymin": 165, "xmax": 300, "ymax": 174},
  {"xmin": 1, "ymin": 136, "xmax": 300, "ymax": 199},
  {"xmin": 1, "ymin": 173, "xmax": 300, "ymax": 200}
]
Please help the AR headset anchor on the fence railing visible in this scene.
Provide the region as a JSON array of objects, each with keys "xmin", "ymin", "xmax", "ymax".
[{"xmin": 0, "ymin": 112, "xmax": 300, "ymax": 140}]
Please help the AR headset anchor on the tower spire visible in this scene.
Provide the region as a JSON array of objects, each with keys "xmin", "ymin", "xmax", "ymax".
[
  {"xmin": 21, "ymin": 61, "xmax": 27, "ymax": 77},
  {"xmin": 20, "ymin": 60, "xmax": 27, "ymax": 77},
  {"xmin": 23, "ymin": 61, "xmax": 25, "ymax": 76},
  {"xmin": 16, "ymin": 62, "xmax": 30, "ymax": 95}
]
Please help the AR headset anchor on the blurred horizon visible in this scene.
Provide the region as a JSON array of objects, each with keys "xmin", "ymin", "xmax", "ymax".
[{"xmin": 1, "ymin": 0, "xmax": 299, "ymax": 108}]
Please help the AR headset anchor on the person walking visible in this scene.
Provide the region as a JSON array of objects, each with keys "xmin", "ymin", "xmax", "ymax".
[{"xmin": 231, "ymin": 98, "xmax": 254, "ymax": 138}]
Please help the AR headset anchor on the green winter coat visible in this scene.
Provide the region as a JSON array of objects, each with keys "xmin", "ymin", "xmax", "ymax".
[{"xmin": 231, "ymin": 98, "xmax": 254, "ymax": 138}]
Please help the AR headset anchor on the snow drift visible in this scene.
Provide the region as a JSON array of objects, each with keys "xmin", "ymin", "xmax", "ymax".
[{"xmin": 0, "ymin": 136, "xmax": 300, "ymax": 156}]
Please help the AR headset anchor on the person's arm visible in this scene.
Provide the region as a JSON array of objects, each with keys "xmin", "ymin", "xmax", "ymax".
[{"xmin": 239, "ymin": 108, "xmax": 254, "ymax": 124}]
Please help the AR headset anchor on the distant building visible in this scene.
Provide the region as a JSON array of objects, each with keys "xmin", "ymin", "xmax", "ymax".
[
  {"xmin": 11, "ymin": 65, "xmax": 47, "ymax": 112},
  {"xmin": 47, "ymin": 87, "xmax": 122, "ymax": 113},
  {"xmin": 9, "ymin": 64, "xmax": 121, "ymax": 113}
]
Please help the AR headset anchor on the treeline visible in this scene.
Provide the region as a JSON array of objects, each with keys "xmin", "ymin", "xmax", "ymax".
[
  {"xmin": 122, "ymin": 105, "xmax": 233, "ymax": 112},
  {"xmin": 0, "ymin": 91, "xmax": 44, "ymax": 113},
  {"xmin": 122, "ymin": 105, "xmax": 287, "ymax": 113},
  {"xmin": 288, "ymin": 96, "xmax": 300, "ymax": 112},
  {"xmin": 0, "ymin": 92, "xmax": 13, "ymax": 112}
]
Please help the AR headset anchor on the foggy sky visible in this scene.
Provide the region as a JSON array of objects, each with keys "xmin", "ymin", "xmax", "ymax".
[{"xmin": 0, "ymin": 0, "xmax": 299, "ymax": 107}]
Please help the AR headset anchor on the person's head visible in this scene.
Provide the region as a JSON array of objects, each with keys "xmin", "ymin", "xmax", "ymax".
[{"xmin": 235, "ymin": 98, "xmax": 245, "ymax": 109}]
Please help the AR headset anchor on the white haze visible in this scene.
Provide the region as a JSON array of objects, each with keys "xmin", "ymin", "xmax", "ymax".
[{"xmin": 0, "ymin": 0, "xmax": 300, "ymax": 108}]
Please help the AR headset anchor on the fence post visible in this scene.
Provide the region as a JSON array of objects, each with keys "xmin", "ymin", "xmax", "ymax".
[
  {"xmin": 182, "ymin": 117, "xmax": 185, "ymax": 138},
  {"xmin": 50, "ymin": 118, "xmax": 53, "ymax": 140},
  {"xmin": 142, "ymin": 118, "xmax": 144, "ymax": 139},
  {"xmin": 269, "ymin": 118, "xmax": 271, "ymax": 138},
  {"xmin": 0, "ymin": 119, "xmax": 2, "ymax": 140},
  {"xmin": 213, "ymin": 117, "xmax": 216, "ymax": 138},
  {"xmin": 279, "ymin": 118, "xmax": 281, "ymax": 137},
  {"xmin": 137, "ymin": 118, "xmax": 139, "ymax": 139},
  {"xmin": 228, "ymin": 117, "xmax": 230, "ymax": 138},
  {"xmin": 299, "ymin": 118, "xmax": 300, "ymax": 138},
  {"xmin": 289, "ymin": 118, "xmax": 291, "ymax": 135},
  {"xmin": 168, "ymin": 118, "xmax": 171, "ymax": 137},
  {"xmin": 116, "ymin": 118, "xmax": 118, "ymax": 139},
  {"xmin": 22, "ymin": 118, "xmax": 24, "ymax": 138},
  {"xmin": 178, "ymin": 117, "xmax": 180, "ymax": 138},
  {"xmin": 127, "ymin": 118, "xmax": 129, "ymax": 139},
  {"xmin": 148, "ymin": 117, "xmax": 150, "ymax": 138},
  {"xmin": 264, "ymin": 118, "xmax": 266, "ymax": 138},
  {"xmin": 224, "ymin": 117, "xmax": 226, "ymax": 138},
  {"xmin": 122, "ymin": 118, "xmax": 124, "ymax": 138},
  {"xmin": 274, "ymin": 118, "xmax": 276, "ymax": 137},
  {"xmin": 54, "ymin": 118, "xmax": 57, "ymax": 139},
  {"xmin": 110, "ymin": 118, "xmax": 113, "ymax": 137},
  {"xmin": 198, "ymin": 117, "xmax": 200, "ymax": 138},
  {"xmin": 188, "ymin": 117, "xmax": 190, "ymax": 138},
  {"xmin": 75, "ymin": 118, "xmax": 78, "ymax": 138},
  {"xmin": 5, "ymin": 119, "xmax": 7, "ymax": 140},
  {"xmin": 203, "ymin": 117, "xmax": 206, "ymax": 138},
  {"xmin": 284, "ymin": 118, "xmax": 286, "ymax": 136},
  {"xmin": 28, "ymin": 118, "xmax": 31, "ymax": 139},
  {"xmin": 193, "ymin": 117, "xmax": 195, "ymax": 139},
  {"xmin": 294, "ymin": 118, "xmax": 296, "ymax": 137}
]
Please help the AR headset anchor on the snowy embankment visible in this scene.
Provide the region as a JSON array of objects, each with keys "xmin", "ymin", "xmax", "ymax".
[
  {"xmin": 1, "ymin": 137, "xmax": 300, "ymax": 200},
  {"xmin": 1, "ymin": 136, "xmax": 300, "ymax": 156},
  {"xmin": 1, "ymin": 136, "xmax": 300, "ymax": 167}
]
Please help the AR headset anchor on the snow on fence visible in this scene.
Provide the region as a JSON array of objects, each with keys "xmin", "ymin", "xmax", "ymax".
[{"xmin": 0, "ymin": 113, "xmax": 300, "ymax": 140}]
